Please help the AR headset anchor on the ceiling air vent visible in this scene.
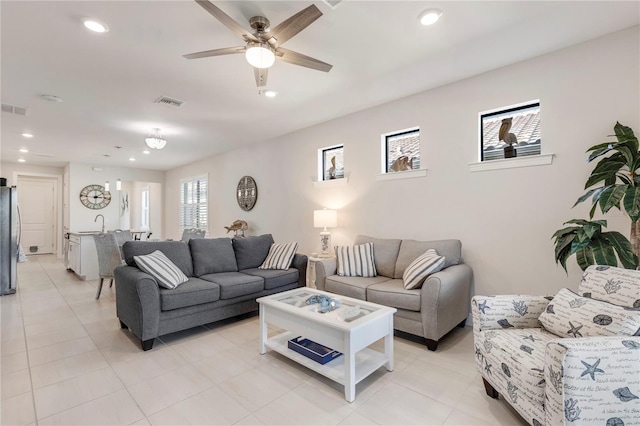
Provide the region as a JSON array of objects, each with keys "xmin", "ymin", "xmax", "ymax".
[
  {"xmin": 154, "ymin": 96, "xmax": 184, "ymax": 108},
  {"xmin": 323, "ymin": 0, "xmax": 342, "ymax": 9},
  {"xmin": 2, "ymin": 103, "xmax": 27, "ymax": 116}
]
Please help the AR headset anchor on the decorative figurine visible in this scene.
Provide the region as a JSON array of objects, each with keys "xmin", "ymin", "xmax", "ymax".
[
  {"xmin": 224, "ymin": 220, "xmax": 248, "ymax": 237},
  {"xmin": 499, "ymin": 117, "xmax": 518, "ymax": 158}
]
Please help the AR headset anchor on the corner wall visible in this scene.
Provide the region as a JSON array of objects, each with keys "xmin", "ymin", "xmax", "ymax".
[{"xmin": 165, "ymin": 27, "xmax": 640, "ymax": 296}]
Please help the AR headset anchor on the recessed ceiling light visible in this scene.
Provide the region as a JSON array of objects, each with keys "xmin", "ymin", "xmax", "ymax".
[
  {"xmin": 418, "ymin": 9, "xmax": 442, "ymax": 26},
  {"xmin": 19, "ymin": 148, "xmax": 29, "ymax": 153},
  {"xmin": 143, "ymin": 150, "xmax": 150, "ymax": 154},
  {"xmin": 17, "ymin": 159, "xmax": 26, "ymax": 163},
  {"xmin": 21, "ymin": 133, "xmax": 33, "ymax": 138},
  {"xmin": 83, "ymin": 19, "xmax": 109, "ymax": 33},
  {"xmin": 263, "ymin": 90, "xmax": 278, "ymax": 98},
  {"xmin": 129, "ymin": 157, "xmax": 136, "ymax": 162}
]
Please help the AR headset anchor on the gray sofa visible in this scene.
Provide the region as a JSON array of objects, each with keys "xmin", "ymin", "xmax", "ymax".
[
  {"xmin": 114, "ymin": 234, "xmax": 307, "ymax": 350},
  {"xmin": 314, "ymin": 235, "xmax": 472, "ymax": 351}
]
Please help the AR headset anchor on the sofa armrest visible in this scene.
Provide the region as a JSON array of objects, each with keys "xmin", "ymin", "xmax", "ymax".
[
  {"xmin": 291, "ymin": 253, "xmax": 308, "ymax": 287},
  {"xmin": 544, "ymin": 336, "xmax": 640, "ymax": 426},
  {"xmin": 114, "ymin": 265, "xmax": 161, "ymax": 342},
  {"xmin": 420, "ymin": 264, "xmax": 473, "ymax": 341},
  {"xmin": 471, "ymin": 294, "xmax": 551, "ymax": 333},
  {"xmin": 313, "ymin": 257, "xmax": 337, "ymax": 291}
]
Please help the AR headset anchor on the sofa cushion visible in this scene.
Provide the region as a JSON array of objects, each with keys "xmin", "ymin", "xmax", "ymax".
[
  {"xmin": 123, "ymin": 240, "xmax": 194, "ymax": 277},
  {"xmin": 325, "ymin": 275, "xmax": 391, "ymax": 300},
  {"xmin": 241, "ymin": 268, "xmax": 299, "ymax": 290},
  {"xmin": 354, "ymin": 235, "xmax": 401, "ymax": 278},
  {"xmin": 394, "ymin": 239, "xmax": 462, "ymax": 279},
  {"xmin": 579, "ymin": 265, "xmax": 640, "ymax": 308},
  {"xmin": 335, "ymin": 243, "xmax": 377, "ymax": 277},
  {"xmin": 538, "ymin": 288, "xmax": 640, "ymax": 338},
  {"xmin": 478, "ymin": 328, "xmax": 558, "ymax": 407},
  {"xmin": 367, "ymin": 279, "xmax": 421, "ymax": 311},
  {"xmin": 403, "ymin": 249, "xmax": 445, "ymax": 290},
  {"xmin": 159, "ymin": 277, "xmax": 221, "ymax": 311},
  {"xmin": 200, "ymin": 272, "xmax": 264, "ymax": 299},
  {"xmin": 259, "ymin": 242, "xmax": 298, "ymax": 270},
  {"xmin": 133, "ymin": 250, "xmax": 189, "ymax": 290},
  {"xmin": 190, "ymin": 237, "xmax": 238, "ymax": 276},
  {"xmin": 232, "ymin": 234, "xmax": 274, "ymax": 270}
]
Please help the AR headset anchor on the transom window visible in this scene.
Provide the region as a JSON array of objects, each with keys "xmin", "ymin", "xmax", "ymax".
[
  {"xmin": 179, "ymin": 175, "xmax": 208, "ymax": 230},
  {"xmin": 381, "ymin": 127, "xmax": 420, "ymax": 173},
  {"xmin": 480, "ymin": 101, "xmax": 541, "ymax": 161},
  {"xmin": 318, "ymin": 145, "xmax": 344, "ymax": 181}
]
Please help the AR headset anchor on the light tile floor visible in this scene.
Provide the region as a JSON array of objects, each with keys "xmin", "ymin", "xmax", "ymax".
[{"xmin": 1, "ymin": 255, "xmax": 528, "ymax": 425}]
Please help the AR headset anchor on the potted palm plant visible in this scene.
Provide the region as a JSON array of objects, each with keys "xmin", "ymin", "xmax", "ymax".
[{"xmin": 553, "ymin": 122, "xmax": 640, "ymax": 271}]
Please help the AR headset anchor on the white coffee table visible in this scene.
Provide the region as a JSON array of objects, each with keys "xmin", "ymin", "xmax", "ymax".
[{"xmin": 257, "ymin": 288, "xmax": 396, "ymax": 402}]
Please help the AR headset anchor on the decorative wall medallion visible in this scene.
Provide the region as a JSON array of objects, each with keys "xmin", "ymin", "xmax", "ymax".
[
  {"xmin": 236, "ymin": 176, "xmax": 257, "ymax": 211},
  {"xmin": 79, "ymin": 184, "xmax": 111, "ymax": 209}
]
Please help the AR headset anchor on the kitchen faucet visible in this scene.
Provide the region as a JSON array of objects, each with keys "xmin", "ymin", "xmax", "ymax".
[{"xmin": 94, "ymin": 214, "xmax": 105, "ymax": 233}]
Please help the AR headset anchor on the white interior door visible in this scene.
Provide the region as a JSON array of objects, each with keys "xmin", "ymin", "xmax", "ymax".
[{"xmin": 17, "ymin": 177, "xmax": 56, "ymax": 255}]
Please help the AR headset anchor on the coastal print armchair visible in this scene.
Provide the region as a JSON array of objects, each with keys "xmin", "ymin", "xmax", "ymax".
[{"xmin": 472, "ymin": 265, "xmax": 640, "ymax": 426}]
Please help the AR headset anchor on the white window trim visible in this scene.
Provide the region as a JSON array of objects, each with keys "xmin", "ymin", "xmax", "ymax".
[
  {"xmin": 317, "ymin": 143, "xmax": 344, "ymax": 182},
  {"xmin": 179, "ymin": 174, "xmax": 208, "ymax": 232},
  {"xmin": 380, "ymin": 126, "xmax": 420, "ymax": 174},
  {"xmin": 478, "ymin": 99, "xmax": 541, "ymax": 162},
  {"xmin": 141, "ymin": 186, "xmax": 150, "ymax": 231}
]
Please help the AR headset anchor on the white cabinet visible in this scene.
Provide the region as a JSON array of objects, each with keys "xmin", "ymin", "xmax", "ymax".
[{"xmin": 67, "ymin": 233, "xmax": 99, "ymax": 280}]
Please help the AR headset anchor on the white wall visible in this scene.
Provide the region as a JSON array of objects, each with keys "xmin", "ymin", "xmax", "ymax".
[
  {"xmin": 68, "ymin": 163, "xmax": 164, "ymax": 234},
  {"xmin": 164, "ymin": 27, "xmax": 639, "ymax": 297}
]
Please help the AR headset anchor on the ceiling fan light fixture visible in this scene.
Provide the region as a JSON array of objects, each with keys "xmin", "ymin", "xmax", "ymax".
[
  {"xmin": 145, "ymin": 128, "xmax": 167, "ymax": 150},
  {"xmin": 245, "ymin": 43, "xmax": 275, "ymax": 69},
  {"xmin": 418, "ymin": 9, "xmax": 443, "ymax": 26}
]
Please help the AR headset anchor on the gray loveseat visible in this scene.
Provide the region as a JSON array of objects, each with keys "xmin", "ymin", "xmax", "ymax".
[
  {"xmin": 314, "ymin": 235, "xmax": 472, "ymax": 351},
  {"xmin": 114, "ymin": 234, "xmax": 307, "ymax": 350}
]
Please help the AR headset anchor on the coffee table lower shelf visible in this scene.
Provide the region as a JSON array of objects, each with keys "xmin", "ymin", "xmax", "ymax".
[{"xmin": 265, "ymin": 331, "xmax": 389, "ymax": 386}]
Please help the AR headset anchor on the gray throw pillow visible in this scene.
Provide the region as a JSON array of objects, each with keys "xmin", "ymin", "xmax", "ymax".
[
  {"xmin": 190, "ymin": 238, "xmax": 238, "ymax": 276},
  {"xmin": 233, "ymin": 234, "xmax": 274, "ymax": 270}
]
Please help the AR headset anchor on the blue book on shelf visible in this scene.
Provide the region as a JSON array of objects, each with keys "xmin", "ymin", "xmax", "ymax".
[{"xmin": 288, "ymin": 337, "xmax": 343, "ymax": 364}]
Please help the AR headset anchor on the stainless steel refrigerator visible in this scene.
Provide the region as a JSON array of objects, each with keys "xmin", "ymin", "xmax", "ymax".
[{"xmin": 0, "ymin": 185, "xmax": 20, "ymax": 295}]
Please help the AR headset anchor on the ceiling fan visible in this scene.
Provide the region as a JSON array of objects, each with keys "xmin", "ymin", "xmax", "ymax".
[{"xmin": 184, "ymin": 0, "xmax": 333, "ymax": 88}]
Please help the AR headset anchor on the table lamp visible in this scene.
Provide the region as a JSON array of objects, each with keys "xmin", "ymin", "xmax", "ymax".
[{"xmin": 314, "ymin": 209, "xmax": 337, "ymax": 257}]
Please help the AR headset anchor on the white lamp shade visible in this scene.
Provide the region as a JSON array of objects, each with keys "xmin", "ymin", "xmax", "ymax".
[
  {"xmin": 245, "ymin": 44, "xmax": 275, "ymax": 69},
  {"xmin": 314, "ymin": 209, "xmax": 337, "ymax": 229},
  {"xmin": 145, "ymin": 128, "xmax": 167, "ymax": 150}
]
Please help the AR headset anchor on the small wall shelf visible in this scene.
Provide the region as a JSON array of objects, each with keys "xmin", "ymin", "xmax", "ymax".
[
  {"xmin": 376, "ymin": 169, "xmax": 427, "ymax": 181},
  {"xmin": 468, "ymin": 153, "xmax": 554, "ymax": 172},
  {"xmin": 313, "ymin": 177, "xmax": 349, "ymax": 188}
]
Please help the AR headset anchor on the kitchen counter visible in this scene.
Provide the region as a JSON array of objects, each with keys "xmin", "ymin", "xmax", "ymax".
[{"xmin": 67, "ymin": 232, "xmax": 99, "ymax": 280}]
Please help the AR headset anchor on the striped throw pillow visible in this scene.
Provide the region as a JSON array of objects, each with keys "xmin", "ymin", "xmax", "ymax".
[
  {"xmin": 133, "ymin": 250, "xmax": 189, "ymax": 289},
  {"xmin": 335, "ymin": 243, "xmax": 377, "ymax": 277},
  {"xmin": 259, "ymin": 242, "xmax": 298, "ymax": 270},
  {"xmin": 403, "ymin": 249, "xmax": 445, "ymax": 290}
]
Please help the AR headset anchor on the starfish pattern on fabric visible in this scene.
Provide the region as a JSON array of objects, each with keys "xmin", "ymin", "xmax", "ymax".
[
  {"xmin": 478, "ymin": 300, "xmax": 490, "ymax": 314},
  {"xmin": 567, "ymin": 321, "xmax": 583, "ymax": 337},
  {"xmin": 580, "ymin": 358, "xmax": 604, "ymax": 380}
]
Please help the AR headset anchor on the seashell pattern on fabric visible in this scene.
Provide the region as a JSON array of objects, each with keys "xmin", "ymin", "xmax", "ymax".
[
  {"xmin": 538, "ymin": 288, "xmax": 640, "ymax": 338},
  {"xmin": 580, "ymin": 265, "xmax": 640, "ymax": 308},
  {"xmin": 472, "ymin": 269, "xmax": 640, "ymax": 426}
]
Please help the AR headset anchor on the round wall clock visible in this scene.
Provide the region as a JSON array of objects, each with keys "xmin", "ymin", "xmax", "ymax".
[
  {"xmin": 79, "ymin": 184, "xmax": 112, "ymax": 210},
  {"xmin": 236, "ymin": 176, "xmax": 257, "ymax": 211}
]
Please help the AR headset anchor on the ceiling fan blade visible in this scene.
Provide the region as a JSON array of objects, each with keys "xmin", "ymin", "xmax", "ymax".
[
  {"xmin": 268, "ymin": 4, "xmax": 322, "ymax": 47},
  {"xmin": 183, "ymin": 46, "xmax": 246, "ymax": 60},
  {"xmin": 254, "ymin": 67, "xmax": 268, "ymax": 87},
  {"xmin": 194, "ymin": 0, "xmax": 258, "ymax": 42},
  {"xmin": 276, "ymin": 47, "xmax": 333, "ymax": 72}
]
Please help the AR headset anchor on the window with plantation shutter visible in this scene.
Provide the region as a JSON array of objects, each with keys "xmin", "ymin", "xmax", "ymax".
[{"xmin": 179, "ymin": 175, "xmax": 208, "ymax": 230}]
